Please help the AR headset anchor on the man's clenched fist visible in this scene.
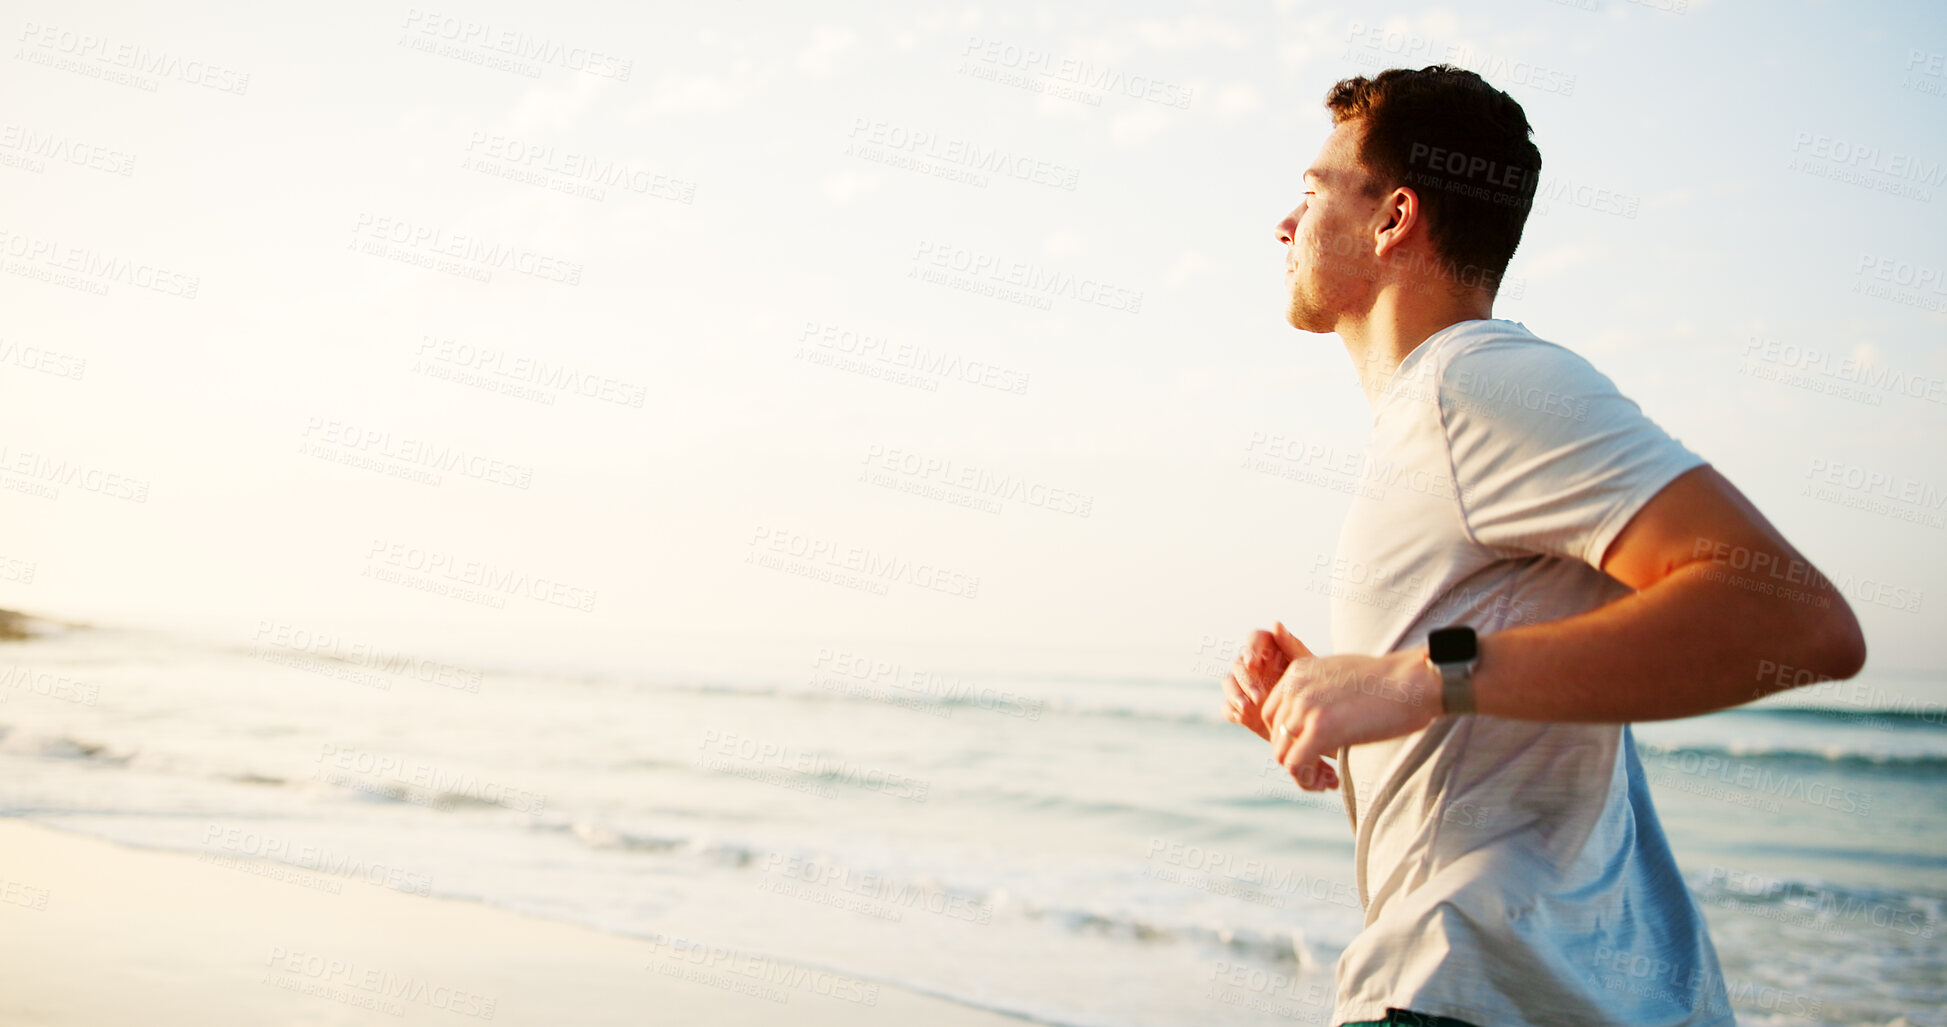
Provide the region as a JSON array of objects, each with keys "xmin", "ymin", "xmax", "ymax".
[{"xmin": 1221, "ymin": 621, "xmax": 1338, "ymax": 791}]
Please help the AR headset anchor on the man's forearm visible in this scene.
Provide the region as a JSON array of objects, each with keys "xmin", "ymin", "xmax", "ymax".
[{"xmin": 1466, "ymin": 561, "xmax": 1867, "ymax": 723}]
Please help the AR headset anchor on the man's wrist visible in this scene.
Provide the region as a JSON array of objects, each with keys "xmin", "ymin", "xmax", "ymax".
[
  {"xmin": 1420, "ymin": 652, "xmax": 1454, "ymax": 716},
  {"xmin": 1402, "ymin": 649, "xmax": 1445, "ymax": 714}
]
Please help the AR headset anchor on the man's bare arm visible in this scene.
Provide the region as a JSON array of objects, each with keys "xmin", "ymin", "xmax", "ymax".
[
  {"xmin": 1261, "ymin": 465, "xmax": 1867, "ymax": 787},
  {"xmin": 1466, "ymin": 464, "xmax": 1866, "ymax": 721}
]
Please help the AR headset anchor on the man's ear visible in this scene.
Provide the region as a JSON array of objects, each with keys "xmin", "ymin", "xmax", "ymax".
[{"xmin": 1372, "ymin": 186, "xmax": 1420, "ymax": 259}]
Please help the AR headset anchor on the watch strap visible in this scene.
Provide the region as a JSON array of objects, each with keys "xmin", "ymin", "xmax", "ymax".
[{"xmin": 1438, "ymin": 660, "xmax": 1476, "ymax": 716}]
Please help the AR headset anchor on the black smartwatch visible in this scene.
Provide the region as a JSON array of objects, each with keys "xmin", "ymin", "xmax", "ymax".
[{"xmin": 1427, "ymin": 626, "xmax": 1479, "ymax": 716}]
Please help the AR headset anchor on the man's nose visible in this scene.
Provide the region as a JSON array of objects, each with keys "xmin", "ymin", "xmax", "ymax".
[{"xmin": 1275, "ymin": 213, "xmax": 1297, "ymax": 246}]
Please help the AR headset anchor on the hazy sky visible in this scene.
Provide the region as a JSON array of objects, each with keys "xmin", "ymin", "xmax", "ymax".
[{"xmin": 3, "ymin": 0, "xmax": 1943, "ymax": 682}]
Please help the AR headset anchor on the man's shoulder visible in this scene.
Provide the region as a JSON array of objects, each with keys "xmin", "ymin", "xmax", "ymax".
[
  {"xmin": 1429, "ymin": 320, "xmax": 1599, "ymax": 380},
  {"xmin": 1426, "ymin": 320, "xmax": 1618, "ymax": 421}
]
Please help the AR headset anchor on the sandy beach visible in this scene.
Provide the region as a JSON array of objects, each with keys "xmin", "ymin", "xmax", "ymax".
[{"xmin": 0, "ymin": 818, "xmax": 1033, "ymax": 1026}]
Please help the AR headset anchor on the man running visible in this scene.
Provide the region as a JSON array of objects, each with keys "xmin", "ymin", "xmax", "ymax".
[{"xmin": 1221, "ymin": 65, "xmax": 1866, "ymax": 1027}]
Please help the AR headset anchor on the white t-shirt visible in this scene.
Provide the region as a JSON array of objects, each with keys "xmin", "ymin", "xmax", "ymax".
[{"xmin": 1324, "ymin": 319, "xmax": 1735, "ymax": 1026}]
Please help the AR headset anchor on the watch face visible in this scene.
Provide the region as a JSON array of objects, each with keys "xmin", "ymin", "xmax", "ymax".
[{"xmin": 1428, "ymin": 626, "xmax": 1477, "ymax": 664}]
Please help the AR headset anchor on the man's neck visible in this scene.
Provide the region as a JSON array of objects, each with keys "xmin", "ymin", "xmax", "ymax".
[{"xmin": 1339, "ymin": 287, "xmax": 1494, "ymax": 405}]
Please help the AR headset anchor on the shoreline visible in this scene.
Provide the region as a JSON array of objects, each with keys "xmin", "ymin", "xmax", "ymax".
[{"xmin": 0, "ymin": 817, "xmax": 1040, "ymax": 1026}]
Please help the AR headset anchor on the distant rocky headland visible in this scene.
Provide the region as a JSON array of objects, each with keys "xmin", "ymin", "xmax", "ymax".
[{"xmin": 0, "ymin": 609, "xmax": 80, "ymax": 641}]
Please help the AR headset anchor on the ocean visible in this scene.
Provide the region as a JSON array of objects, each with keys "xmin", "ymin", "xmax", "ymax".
[{"xmin": 1, "ymin": 620, "xmax": 1942, "ymax": 1026}]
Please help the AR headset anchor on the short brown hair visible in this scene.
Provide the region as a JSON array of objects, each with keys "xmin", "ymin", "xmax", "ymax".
[{"xmin": 1325, "ymin": 66, "xmax": 1541, "ymax": 291}]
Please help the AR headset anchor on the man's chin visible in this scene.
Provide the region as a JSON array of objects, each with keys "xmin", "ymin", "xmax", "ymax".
[{"xmin": 1285, "ymin": 304, "xmax": 1330, "ymax": 334}]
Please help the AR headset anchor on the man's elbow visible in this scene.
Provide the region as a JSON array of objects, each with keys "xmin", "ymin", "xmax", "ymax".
[{"xmin": 1808, "ymin": 602, "xmax": 1868, "ymax": 683}]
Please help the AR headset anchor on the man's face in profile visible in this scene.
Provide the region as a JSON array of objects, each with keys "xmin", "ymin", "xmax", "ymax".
[{"xmin": 1277, "ymin": 120, "xmax": 1383, "ymax": 333}]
